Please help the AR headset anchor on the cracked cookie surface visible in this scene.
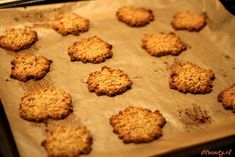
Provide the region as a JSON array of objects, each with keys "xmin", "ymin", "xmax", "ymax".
[
  {"xmin": 20, "ymin": 88, "xmax": 72, "ymax": 122},
  {"xmin": 218, "ymin": 84, "xmax": 235, "ymax": 113},
  {"xmin": 0, "ymin": 28, "xmax": 38, "ymax": 51},
  {"xmin": 169, "ymin": 62, "xmax": 215, "ymax": 94},
  {"xmin": 68, "ymin": 36, "xmax": 112, "ymax": 63},
  {"xmin": 52, "ymin": 13, "xmax": 89, "ymax": 36},
  {"xmin": 110, "ymin": 106, "xmax": 166, "ymax": 143},
  {"xmin": 42, "ymin": 125, "xmax": 92, "ymax": 157},
  {"xmin": 87, "ymin": 66, "xmax": 132, "ymax": 96},
  {"xmin": 10, "ymin": 53, "xmax": 52, "ymax": 82},
  {"xmin": 171, "ymin": 10, "xmax": 207, "ymax": 31},
  {"xmin": 142, "ymin": 32, "xmax": 187, "ymax": 57},
  {"xmin": 116, "ymin": 6, "xmax": 154, "ymax": 27}
]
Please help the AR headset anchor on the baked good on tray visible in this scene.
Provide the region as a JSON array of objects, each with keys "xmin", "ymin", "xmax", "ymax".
[
  {"xmin": 169, "ymin": 62, "xmax": 215, "ymax": 94},
  {"xmin": 68, "ymin": 36, "xmax": 112, "ymax": 63},
  {"xmin": 42, "ymin": 125, "xmax": 92, "ymax": 157},
  {"xmin": 116, "ymin": 6, "xmax": 154, "ymax": 27},
  {"xmin": 218, "ymin": 84, "xmax": 235, "ymax": 113},
  {"xmin": 110, "ymin": 106, "xmax": 166, "ymax": 143},
  {"xmin": 0, "ymin": 28, "xmax": 38, "ymax": 51},
  {"xmin": 20, "ymin": 88, "xmax": 73, "ymax": 122},
  {"xmin": 87, "ymin": 66, "xmax": 132, "ymax": 96},
  {"xmin": 171, "ymin": 10, "xmax": 207, "ymax": 31},
  {"xmin": 52, "ymin": 13, "xmax": 89, "ymax": 36},
  {"xmin": 10, "ymin": 53, "xmax": 52, "ymax": 82},
  {"xmin": 142, "ymin": 32, "xmax": 187, "ymax": 57}
]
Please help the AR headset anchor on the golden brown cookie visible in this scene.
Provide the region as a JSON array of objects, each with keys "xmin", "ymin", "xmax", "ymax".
[
  {"xmin": 0, "ymin": 28, "xmax": 38, "ymax": 51},
  {"xmin": 52, "ymin": 13, "xmax": 89, "ymax": 36},
  {"xmin": 10, "ymin": 53, "xmax": 52, "ymax": 82},
  {"xmin": 68, "ymin": 36, "xmax": 112, "ymax": 63},
  {"xmin": 142, "ymin": 32, "xmax": 187, "ymax": 57},
  {"xmin": 169, "ymin": 62, "xmax": 215, "ymax": 94},
  {"xmin": 42, "ymin": 125, "xmax": 92, "ymax": 157},
  {"xmin": 20, "ymin": 88, "xmax": 72, "ymax": 122},
  {"xmin": 116, "ymin": 6, "xmax": 154, "ymax": 27},
  {"xmin": 87, "ymin": 66, "xmax": 132, "ymax": 96},
  {"xmin": 218, "ymin": 84, "xmax": 235, "ymax": 113},
  {"xmin": 110, "ymin": 106, "xmax": 166, "ymax": 143},
  {"xmin": 171, "ymin": 10, "xmax": 207, "ymax": 31}
]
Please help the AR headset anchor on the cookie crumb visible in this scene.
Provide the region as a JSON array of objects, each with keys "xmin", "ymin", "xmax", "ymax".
[
  {"xmin": 133, "ymin": 76, "xmax": 141, "ymax": 79},
  {"xmin": 14, "ymin": 17, "xmax": 19, "ymax": 21},
  {"xmin": 224, "ymin": 55, "xmax": 231, "ymax": 59},
  {"xmin": 163, "ymin": 61, "xmax": 168, "ymax": 64}
]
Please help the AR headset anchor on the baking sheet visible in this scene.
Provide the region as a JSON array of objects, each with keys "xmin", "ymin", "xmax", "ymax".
[{"xmin": 0, "ymin": 0, "xmax": 235, "ymax": 156}]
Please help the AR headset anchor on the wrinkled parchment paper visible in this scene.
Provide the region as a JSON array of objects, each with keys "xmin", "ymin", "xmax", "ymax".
[{"xmin": 0, "ymin": 0, "xmax": 235, "ymax": 156}]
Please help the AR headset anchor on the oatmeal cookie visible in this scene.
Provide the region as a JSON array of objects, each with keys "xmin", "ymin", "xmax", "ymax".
[
  {"xmin": 110, "ymin": 106, "xmax": 166, "ymax": 143},
  {"xmin": 20, "ymin": 88, "xmax": 72, "ymax": 122},
  {"xmin": 116, "ymin": 6, "xmax": 154, "ymax": 27},
  {"xmin": 87, "ymin": 66, "xmax": 132, "ymax": 96},
  {"xmin": 0, "ymin": 28, "xmax": 38, "ymax": 51},
  {"xmin": 169, "ymin": 62, "xmax": 215, "ymax": 94},
  {"xmin": 10, "ymin": 53, "xmax": 52, "ymax": 82},
  {"xmin": 68, "ymin": 36, "xmax": 112, "ymax": 63},
  {"xmin": 142, "ymin": 32, "xmax": 187, "ymax": 57},
  {"xmin": 42, "ymin": 125, "xmax": 92, "ymax": 157},
  {"xmin": 52, "ymin": 13, "xmax": 89, "ymax": 36},
  {"xmin": 171, "ymin": 10, "xmax": 207, "ymax": 31},
  {"xmin": 218, "ymin": 84, "xmax": 235, "ymax": 113}
]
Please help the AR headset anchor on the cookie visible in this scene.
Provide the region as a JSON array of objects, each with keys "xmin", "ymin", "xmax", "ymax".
[
  {"xmin": 20, "ymin": 88, "xmax": 72, "ymax": 122},
  {"xmin": 42, "ymin": 125, "xmax": 92, "ymax": 157},
  {"xmin": 171, "ymin": 10, "xmax": 207, "ymax": 31},
  {"xmin": 10, "ymin": 53, "xmax": 52, "ymax": 82},
  {"xmin": 218, "ymin": 84, "xmax": 235, "ymax": 113},
  {"xmin": 87, "ymin": 66, "xmax": 132, "ymax": 96},
  {"xmin": 52, "ymin": 13, "xmax": 89, "ymax": 36},
  {"xmin": 169, "ymin": 62, "xmax": 215, "ymax": 94},
  {"xmin": 110, "ymin": 106, "xmax": 166, "ymax": 143},
  {"xmin": 116, "ymin": 6, "xmax": 154, "ymax": 27},
  {"xmin": 0, "ymin": 28, "xmax": 38, "ymax": 51},
  {"xmin": 68, "ymin": 36, "xmax": 112, "ymax": 63},
  {"xmin": 142, "ymin": 32, "xmax": 187, "ymax": 57}
]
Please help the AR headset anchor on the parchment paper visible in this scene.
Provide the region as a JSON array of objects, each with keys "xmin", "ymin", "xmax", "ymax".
[{"xmin": 0, "ymin": 0, "xmax": 235, "ymax": 156}]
